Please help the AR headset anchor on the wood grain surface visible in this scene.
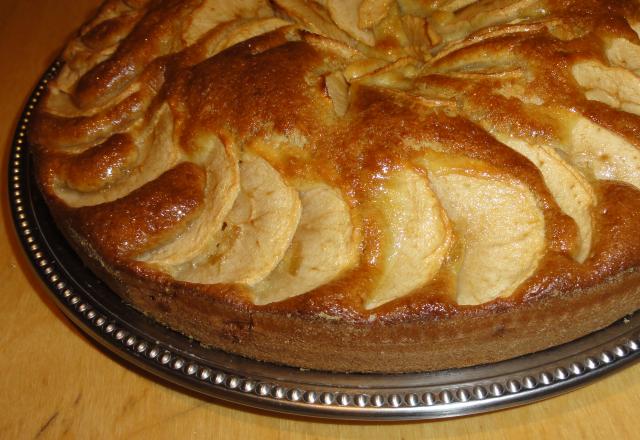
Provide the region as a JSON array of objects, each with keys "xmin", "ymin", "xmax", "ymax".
[{"xmin": 0, "ymin": 1, "xmax": 639, "ymax": 438}]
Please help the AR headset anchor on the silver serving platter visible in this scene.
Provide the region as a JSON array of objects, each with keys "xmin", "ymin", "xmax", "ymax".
[{"xmin": 9, "ymin": 62, "xmax": 640, "ymax": 421}]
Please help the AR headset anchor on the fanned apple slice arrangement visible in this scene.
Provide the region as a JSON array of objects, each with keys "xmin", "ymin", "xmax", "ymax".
[{"xmin": 30, "ymin": 0, "xmax": 640, "ymax": 310}]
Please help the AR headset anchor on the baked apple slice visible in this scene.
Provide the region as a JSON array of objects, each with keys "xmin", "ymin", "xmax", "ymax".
[
  {"xmin": 572, "ymin": 60, "xmax": 640, "ymax": 116},
  {"xmin": 183, "ymin": 17, "xmax": 290, "ymax": 64},
  {"xmin": 326, "ymin": 0, "xmax": 376, "ymax": 45},
  {"xmin": 359, "ymin": 0, "xmax": 394, "ymax": 29},
  {"xmin": 138, "ymin": 132, "xmax": 240, "ymax": 268},
  {"xmin": 251, "ymin": 184, "xmax": 359, "ymax": 305},
  {"xmin": 568, "ymin": 115, "xmax": 640, "ymax": 191},
  {"xmin": 271, "ymin": 0, "xmax": 355, "ymax": 45},
  {"xmin": 426, "ymin": 170, "xmax": 546, "ymax": 305},
  {"xmin": 365, "ymin": 168, "xmax": 453, "ymax": 309},
  {"xmin": 490, "ymin": 134, "xmax": 596, "ymax": 262},
  {"xmin": 53, "ymin": 105, "xmax": 180, "ymax": 207},
  {"xmin": 174, "ymin": 152, "xmax": 301, "ymax": 285},
  {"xmin": 605, "ymin": 37, "xmax": 640, "ymax": 75},
  {"xmin": 325, "ymin": 70, "xmax": 351, "ymax": 116},
  {"xmin": 428, "ymin": 0, "xmax": 544, "ymax": 45},
  {"xmin": 182, "ymin": 0, "xmax": 273, "ymax": 45}
]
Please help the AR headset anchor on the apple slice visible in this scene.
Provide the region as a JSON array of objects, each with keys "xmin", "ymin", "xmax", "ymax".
[
  {"xmin": 359, "ymin": 0, "xmax": 394, "ymax": 29},
  {"xmin": 271, "ymin": 0, "xmax": 355, "ymax": 45},
  {"xmin": 572, "ymin": 60, "xmax": 640, "ymax": 116},
  {"xmin": 429, "ymin": 0, "xmax": 543, "ymax": 45},
  {"xmin": 251, "ymin": 184, "xmax": 359, "ymax": 305},
  {"xmin": 138, "ymin": 132, "xmax": 240, "ymax": 268},
  {"xmin": 52, "ymin": 2, "xmax": 142, "ymax": 93},
  {"xmin": 123, "ymin": 0, "xmax": 151, "ymax": 9},
  {"xmin": 343, "ymin": 57, "xmax": 389, "ymax": 81},
  {"xmin": 431, "ymin": 21, "xmax": 536, "ymax": 67},
  {"xmin": 453, "ymin": 0, "xmax": 541, "ymax": 33},
  {"xmin": 326, "ymin": 0, "xmax": 376, "ymax": 45},
  {"xmin": 53, "ymin": 42, "xmax": 118, "ymax": 96},
  {"xmin": 606, "ymin": 38, "xmax": 640, "ymax": 75},
  {"xmin": 354, "ymin": 57, "xmax": 420, "ymax": 90},
  {"xmin": 491, "ymin": 134, "xmax": 596, "ymax": 262},
  {"xmin": 33, "ymin": 61, "xmax": 165, "ymax": 151},
  {"xmin": 183, "ymin": 17, "xmax": 290, "ymax": 64},
  {"xmin": 365, "ymin": 168, "xmax": 453, "ymax": 309},
  {"xmin": 182, "ymin": 0, "xmax": 273, "ymax": 45},
  {"xmin": 71, "ymin": 3, "xmax": 194, "ymax": 111},
  {"xmin": 426, "ymin": 171, "xmax": 546, "ymax": 305},
  {"xmin": 400, "ymin": 15, "xmax": 432, "ymax": 57},
  {"xmin": 439, "ymin": 0, "xmax": 479, "ymax": 12},
  {"xmin": 174, "ymin": 152, "xmax": 301, "ymax": 285},
  {"xmin": 54, "ymin": 105, "xmax": 180, "ymax": 207},
  {"xmin": 395, "ymin": 0, "xmax": 478, "ymax": 13},
  {"xmin": 569, "ymin": 116, "xmax": 640, "ymax": 191},
  {"xmin": 325, "ymin": 70, "xmax": 351, "ymax": 116}
]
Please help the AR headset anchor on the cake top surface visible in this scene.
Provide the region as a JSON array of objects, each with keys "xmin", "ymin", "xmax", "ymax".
[{"xmin": 30, "ymin": 0, "xmax": 640, "ymax": 322}]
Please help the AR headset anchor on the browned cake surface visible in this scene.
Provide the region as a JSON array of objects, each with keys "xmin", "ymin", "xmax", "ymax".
[{"xmin": 29, "ymin": 0, "xmax": 640, "ymax": 372}]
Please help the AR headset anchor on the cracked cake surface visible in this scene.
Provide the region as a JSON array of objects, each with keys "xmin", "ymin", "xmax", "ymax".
[{"xmin": 30, "ymin": 0, "xmax": 640, "ymax": 372}]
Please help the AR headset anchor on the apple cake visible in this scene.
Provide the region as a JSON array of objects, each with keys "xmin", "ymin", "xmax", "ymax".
[{"xmin": 28, "ymin": 0, "xmax": 640, "ymax": 372}]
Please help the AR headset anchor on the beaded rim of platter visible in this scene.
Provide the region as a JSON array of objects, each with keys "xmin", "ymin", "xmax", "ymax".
[{"xmin": 9, "ymin": 61, "xmax": 640, "ymax": 421}]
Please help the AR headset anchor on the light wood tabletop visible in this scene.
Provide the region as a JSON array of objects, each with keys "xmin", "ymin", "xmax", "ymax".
[{"xmin": 1, "ymin": 1, "xmax": 639, "ymax": 438}]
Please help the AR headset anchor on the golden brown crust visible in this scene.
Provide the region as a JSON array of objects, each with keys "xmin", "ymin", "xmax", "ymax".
[
  {"xmin": 68, "ymin": 162, "xmax": 206, "ymax": 259},
  {"xmin": 59, "ymin": 133, "xmax": 138, "ymax": 192},
  {"xmin": 29, "ymin": 0, "xmax": 640, "ymax": 372},
  {"xmin": 62, "ymin": 221, "xmax": 640, "ymax": 373}
]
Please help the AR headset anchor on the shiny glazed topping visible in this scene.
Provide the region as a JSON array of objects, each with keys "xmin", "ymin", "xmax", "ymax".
[{"xmin": 30, "ymin": 0, "xmax": 640, "ymax": 320}]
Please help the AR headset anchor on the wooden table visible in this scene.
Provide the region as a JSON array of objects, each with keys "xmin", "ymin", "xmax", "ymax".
[{"xmin": 1, "ymin": 1, "xmax": 639, "ymax": 438}]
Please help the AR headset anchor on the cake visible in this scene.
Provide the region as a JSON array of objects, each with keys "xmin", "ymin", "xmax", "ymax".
[{"xmin": 28, "ymin": 0, "xmax": 640, "ymax": 372}]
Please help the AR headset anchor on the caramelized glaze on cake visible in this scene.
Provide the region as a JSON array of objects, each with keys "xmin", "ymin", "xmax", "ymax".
[{"xmin": 29, "ymin": 0, "xmax": 640, "ymax": 372}]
